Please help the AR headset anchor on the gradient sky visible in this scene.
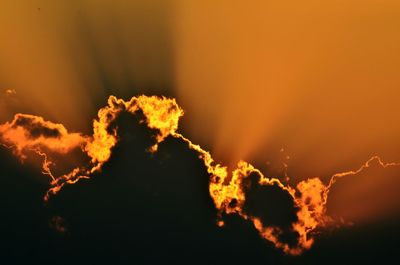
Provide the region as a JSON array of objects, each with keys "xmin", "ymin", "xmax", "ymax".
[
  {"xmin": 2, "ymin": 0, "xmax": 400, "ymax": 168},
  {"xmin": 1, "ymin": 1, "xmax": 400, "ymax": 264}
]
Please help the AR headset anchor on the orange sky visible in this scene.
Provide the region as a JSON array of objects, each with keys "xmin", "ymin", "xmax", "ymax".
[
  {"xmin": 172, "ymin": 0, "xmax": 400, "ymax": 223},
  {"xmin": 173, "ymin": 0, "xmax": 400, "ymax": 178},
  {"xmin": 0, "ymin": 0, "xmax": 172, "ymax": 131},
  {"xmin": 1, "ymin": 0, "xmax": 400, "ymax": 223}
]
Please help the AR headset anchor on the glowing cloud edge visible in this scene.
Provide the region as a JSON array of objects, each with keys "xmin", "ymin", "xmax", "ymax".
[{"xmin": 1, "ymin": 95, "xmax": 399, "ymax": 255}]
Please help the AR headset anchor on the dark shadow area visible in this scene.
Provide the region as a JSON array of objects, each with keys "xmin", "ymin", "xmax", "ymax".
[
  {"xmin": 291, "ymin": 218, "xmax": 400, "ymax": 265},
  {"xmin": 242, "ymin": 172, "xmax": 299, "ymax": 247},
  {"xmin": 1, "ymin": 116, "xmax": 400, "ymax": 264}
]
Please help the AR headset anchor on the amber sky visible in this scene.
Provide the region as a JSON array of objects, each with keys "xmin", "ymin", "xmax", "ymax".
[
  {"xmin": 1, "ymin": 0, "xmax": 400, "ymax": 223},
  {"xmin": 173, "ymin": 0, "xmax": 400, "ymax": 173}
]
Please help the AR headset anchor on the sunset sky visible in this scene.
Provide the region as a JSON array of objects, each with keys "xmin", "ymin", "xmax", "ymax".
[{"xmin": 1, "ymin": 1, "xmax": 400, "ymax": 264}]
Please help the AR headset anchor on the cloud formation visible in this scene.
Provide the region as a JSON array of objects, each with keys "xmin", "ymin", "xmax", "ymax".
[
  {"xmin": 1, "ymin": 95, "xmax": 399, "ymax": 255},
  {"xmin": 0, "ymin": 113, "xmax": 86, "ymax": 158}
]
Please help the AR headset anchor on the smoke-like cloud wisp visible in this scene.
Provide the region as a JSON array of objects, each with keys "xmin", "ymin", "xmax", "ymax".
[{"xmin": 0, "ymin": 95, "xmax": 399, "ymax": 255}]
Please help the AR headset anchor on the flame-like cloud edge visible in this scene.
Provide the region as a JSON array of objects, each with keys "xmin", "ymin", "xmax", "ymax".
[{"xmin": 1, "ymin": 95, "xmax": 399, "ymax": 255}]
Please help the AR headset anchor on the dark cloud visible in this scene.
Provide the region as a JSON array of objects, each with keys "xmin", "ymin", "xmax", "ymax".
[
  {"xmin": 1, "ymin": 115, "xmax": 400, "ymax": 264},
  {"xmin": 242, "ymin": 172, "xmax": 300, "ymax": 247},
  {"xmin": 13, "ymin": 115, "xmax": 61, "ymax": 139}
]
